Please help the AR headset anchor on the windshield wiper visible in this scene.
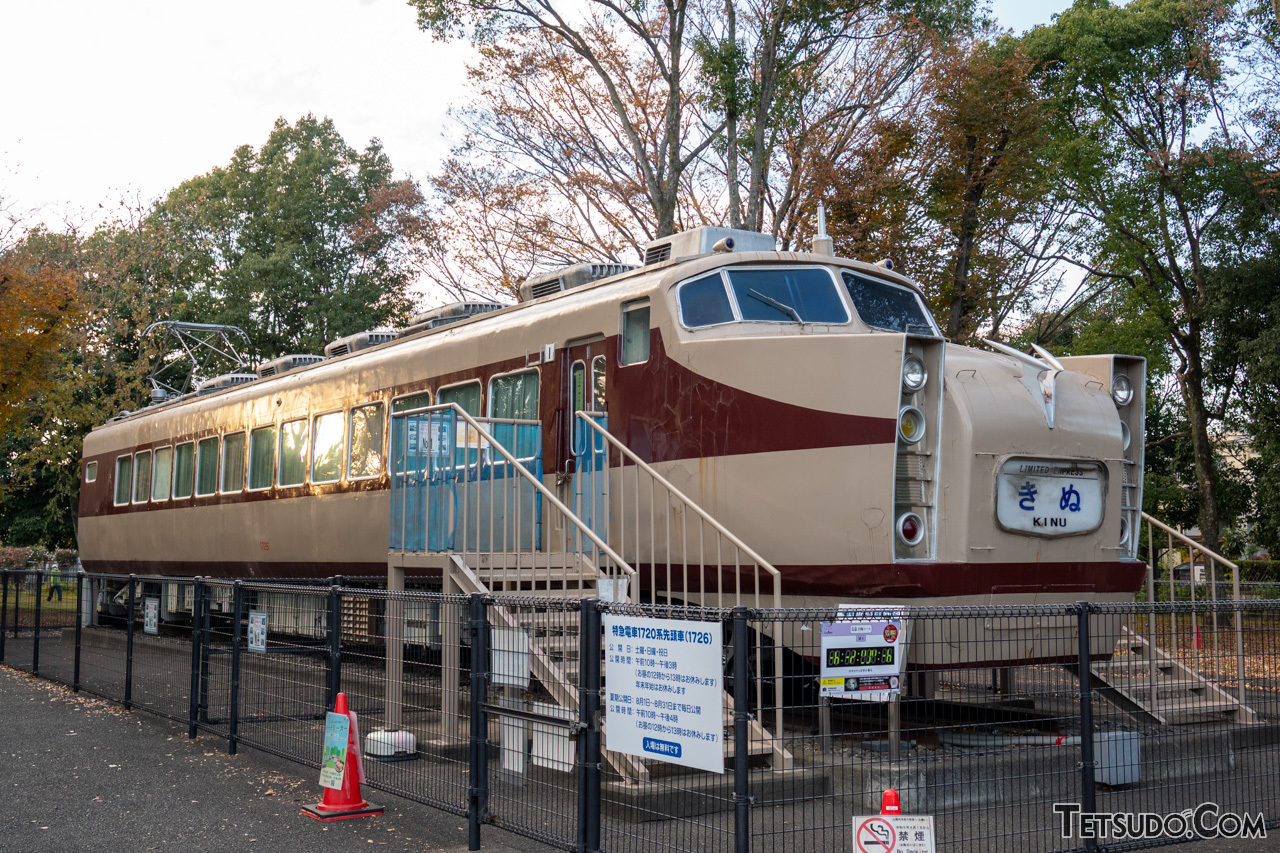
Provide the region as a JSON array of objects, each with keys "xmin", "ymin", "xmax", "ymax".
[{"xmin": 747, "ymin": 289, "xmax": 802, "ymax": 323}]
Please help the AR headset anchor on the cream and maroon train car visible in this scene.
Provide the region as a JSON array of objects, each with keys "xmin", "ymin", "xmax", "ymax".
[{"xmin": 78, "ymin": 226, "xmax": 1146, "ymax": 660}]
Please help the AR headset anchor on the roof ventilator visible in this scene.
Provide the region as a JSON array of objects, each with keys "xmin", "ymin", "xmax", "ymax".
[
  {"xmin": 517, "ymin": 263, "xmax": 637, "ymax": 303},
  {"xmin": 195, "ymin": 373, "xmax": 259, "ymax": 395},
  {"xmin": 256, "ymin": 354, "xmax": 326, "ymax": 379},
  {"xmin": 324, "ymin": 328, "xmax": 398, "ymax": 358},
  {"xmin": 640, "ymin": 226, "xmax": 776, "ymax": 266},
  {"xmin": 398, "ymin": 301, "xmax": 506, "ymax": 338}
]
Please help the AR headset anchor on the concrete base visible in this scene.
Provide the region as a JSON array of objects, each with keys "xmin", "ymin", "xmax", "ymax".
[{"xmin": 603, "ymin": 769, "xmax": 829, "ymax": 823}]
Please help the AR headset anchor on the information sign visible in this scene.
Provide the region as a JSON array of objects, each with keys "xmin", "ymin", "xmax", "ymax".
[
  {"xmin": 603, "ymin": 615, "xmax": 723, "ymax": 773},
  {"xmin": 853, "ymin": 814, "xmax": 936, "ymax": 853},
  {"xmin": 820, "ymin": 607, "xmax": 907, "ymax": 701},
  {"xmin": 248, "ymin": 610, "xmax": 268, "ymax": 653},
  {"xmin": 319, "ymin": 711, "xmax": 351, "ymax": 789},
  {"xmin": 143, "ymin": 597, "xmax": 160, "ymax": 635}
]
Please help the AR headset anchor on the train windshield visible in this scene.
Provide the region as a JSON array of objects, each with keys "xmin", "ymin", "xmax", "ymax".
[
  {"xmin": 842, "ymin": 271, "xmax": 938, "ymax": 335},
  {"xmin": 679, "ymin": 267, "xmax": 848, "ymax": 328}
]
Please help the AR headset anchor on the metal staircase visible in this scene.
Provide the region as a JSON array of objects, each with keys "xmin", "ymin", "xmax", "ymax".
[
  {"xmin": 388, "ymin": 403, "xmax": 792, "ymax": 778},
  {"xmin": 1083, "ymin": 513, "xmax": 1257, "ymax": 726}
]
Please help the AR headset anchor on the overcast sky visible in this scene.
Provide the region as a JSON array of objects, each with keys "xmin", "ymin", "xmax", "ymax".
[{"xmin": 1, "ymin": 0, "xmax": 1074, "ymax": 230}]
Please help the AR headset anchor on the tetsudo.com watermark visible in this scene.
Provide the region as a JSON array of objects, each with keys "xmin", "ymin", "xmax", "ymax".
[{"xmin": 1053, "ymin": 802, "xmax": 1267, "ymax": 841}]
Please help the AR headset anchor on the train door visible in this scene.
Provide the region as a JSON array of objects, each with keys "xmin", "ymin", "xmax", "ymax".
[{"xmin": 564, "ymin": 338, "xmax": 609, "ymax": 555}]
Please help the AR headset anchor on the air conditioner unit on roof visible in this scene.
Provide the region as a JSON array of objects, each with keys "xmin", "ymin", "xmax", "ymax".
[
  {"xmin": 641, "ymin": 226, "xmax": 776, "ymax": 265},
  {"xmin": 324, "ymin": 329, "xmax": 398, "ymax": 358},
  {"xmin": 256, "ymin": 354, "xmax": 326, "ymax": 379},
  {"xmin": 517, "ymin": 263, "xmax": 638, "ymax": 302},
  {"xmin": 195, "ymin": 373, "xmax": 258, "ymax": 395},
  {"xmin": 398, "ymin": 301, "xmax": 505, "ymax": 338}
]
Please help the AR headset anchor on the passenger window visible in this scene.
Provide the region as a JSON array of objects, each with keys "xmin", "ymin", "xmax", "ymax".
[
  {"xmin": 174, "ymin": 443, "xmax": 195, "ymax": 499},
  {"xmin": 132, "ymin": 450, "xmax": 152, "ymax": 504},
  {"xmin": 621, "ymin": 299, "xmax": 650, "ymax": 365},
  {"xmin": 151, "ymin": 446, "xmax": 173, "ymax": 502},
  {"xmin": 392, "ymin": 391, "xmax": 432, "ymax": 413},
  {"xmin": 489, "ymin": 370, "xmax": 540, "ymax": 420},
  {"xmin": 85, "ymin": 461, "xmax": 98, "ymax": 483},
  {"xmin": 591, "ymin": 356, "xmax": 606, "ymax": 410},
  {"xmin": 221, "ymin": 432, "xmax": 246, "ymax": 492},
  {"xmin": 726, "ymin": 268, "xmax": 848, "ymax": 324},
  {"xmin": 348, "ymin": 403, "xmax": 385, "ymax": 479},
  {"xmin": 278, "ymin": 419, "xmax": 307, "ymax": 487},
  {"xmin": 197, "ymin": 437, "xmax": 220, "ymax": 496},
  {"xmin": 439, "ymin": 382, "xmax": 481, "ymax": 417},
  {"xmin": 841, "ymin": 271, "xmax": 937, "ymax": 334},
  {"xmin": 114, "ymin": 456, "xmax": 133, "ymax": 506},
  {"xmin": 312, "ymin": 412, "xmax": 344, "ymax": 483},
  {"xmin": 679, "ymin": 274, "xmax": 734, "ymax": 328}
]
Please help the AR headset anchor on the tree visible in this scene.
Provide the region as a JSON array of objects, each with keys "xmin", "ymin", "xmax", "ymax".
[
  {"xmin": 1024, "ymin": 0, "xmax": 1268, "ymax": 551},
  {"xmin": 152, "ymin": 115, "xmax": 419, "ymax": 357}
]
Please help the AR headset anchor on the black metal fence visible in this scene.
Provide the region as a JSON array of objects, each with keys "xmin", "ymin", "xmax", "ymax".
[{"xmin": 3, "ymin": 569, "xmax": 1279, "ymax": 852}]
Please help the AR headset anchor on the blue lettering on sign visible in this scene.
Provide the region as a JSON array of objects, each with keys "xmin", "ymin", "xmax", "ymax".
[
  {"xmin": 1018, "ymin": 481, "xmax": 1038, "ymax": 511},
  {"xmin": 642, "ymin": 737, "xmax": 682, "ymax": 758},
  {"xmin": 1060, "ymin": 484, "xmax": 1081, "ymax": 512}
]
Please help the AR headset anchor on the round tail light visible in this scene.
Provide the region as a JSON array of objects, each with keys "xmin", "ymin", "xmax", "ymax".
[
  {"xmin": 898, "ymin": 406, "xmax": 926, "ymax": 445},
  {"xmin": 897, "ymin": 512, "xmax": 924, "ymax": 546}
]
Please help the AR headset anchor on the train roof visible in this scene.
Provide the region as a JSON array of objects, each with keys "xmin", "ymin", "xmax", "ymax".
[{"xmin": 94, "ymin": 232, "xmax": 924, "ymax": 431}]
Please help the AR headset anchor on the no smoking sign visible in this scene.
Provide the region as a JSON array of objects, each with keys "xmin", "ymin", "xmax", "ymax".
[{"xmin": 853, "ymin": 815, "xmax": 936, "ymax": 853}]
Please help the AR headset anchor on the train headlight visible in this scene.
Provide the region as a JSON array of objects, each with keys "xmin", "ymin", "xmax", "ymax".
[
  {"xmin": 902, "ymin": 356, "xmax": 927, "ymax": 393},
  {"xmin": 1120, "ymin": 419, "xmax": 1131, "ymax": 452},
  {"xmin": 1111, "ymin": 373, "xmax": 1133, "ymax": 407},
  {"xmin": 897, "ymin": 512, "xmax": 925, "ymax": 547},
  {"xmin": 898, "ymin": 406, "xmax": 925, "ymax": 445}
]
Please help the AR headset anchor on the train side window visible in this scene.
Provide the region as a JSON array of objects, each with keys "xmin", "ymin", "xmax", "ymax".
[
  {"xmin": 85, "ymin": 461, "xmax": 98, "ymax": 483},
  {"xmin": 620, "ymin": 299, "xmax": 650, "ymax": 365},
  {"xmin": 392, "ymin": 391, "xmax": 432, "ymax": 413},
  {"xmin": 132, "ymin": 449, "xmax": 153, "ymax": 504},
  {"xmin": 113, "ymin": 456, "xmax": 133, "ymax": 506},
  {"xmin": 248, "ymin": 426, "xmax": 276, "ymax": 490},
  {"xmin": 197, "ymin": 437, "xmax": 220, "ymax": 496},
  {"xmin": 678, "ymin": 273, "xmax": 734, "ymax": 328},
  {"xmin": 312, "ymin": 411, "xmax": 344, "ymax": 484},
  {"xmin": 173, "ymin": 443, "xmax": 195, "ymax": 499},
  {"xmin": 279, "ymin": 420, "xmax": 308, "ymax": 487},
  {"xmin": 591, "ymin": 355, "xmax": 606, "ymax": 410},
  {"xmin": 151, "ymin": 446, "xmax": 173, "ymax": 502},
  {"xmin": 571, "ymin": 360, "xmax": 586, "ymax": 414},
  {"xmin": 221, "ymin": 432, "xmax": 247, "ymax": 493},
  {"xmin": 438, "ymin": 382, "xmax": 481, "ymax": 416},
  {"xmin": 348, "ymin": 402, "xmax": 385, "ymax": 479},
  {"xmin": 489, "ymin": 370, "xmax": 539, "ymax": 420}
]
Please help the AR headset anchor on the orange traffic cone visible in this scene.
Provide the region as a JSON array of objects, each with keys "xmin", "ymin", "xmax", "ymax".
[
  {"xmin": 880, "ymin": 788, "xmax": 901, "ymax": 815},
  {"xmin": 301, "ymin": 693, "xmax": 384, "ymax": 821}
]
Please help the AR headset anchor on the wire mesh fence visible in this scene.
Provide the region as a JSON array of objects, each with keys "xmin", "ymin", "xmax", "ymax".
[{"xmin": 3, "ymin": 568, "xmax": 1279, "ymax": 853}]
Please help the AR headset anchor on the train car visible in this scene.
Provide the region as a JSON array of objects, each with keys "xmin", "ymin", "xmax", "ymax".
[{"xmin": 77, "ymin": 225, "xmax": 1146, "ymax": 664}]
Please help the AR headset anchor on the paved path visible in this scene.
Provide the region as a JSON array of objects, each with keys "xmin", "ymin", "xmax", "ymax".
[{"xmin": 0, "ymin": 666, "xmax": 541, "ymax": 853}]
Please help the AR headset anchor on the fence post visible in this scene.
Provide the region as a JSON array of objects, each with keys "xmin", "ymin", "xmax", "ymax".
[
  {"xmin": 1, "ymin": 570, "xmax": 8, "ymax": 662},
  {"xmin": 199, "ymin": 582, "xmax": 212, "ymax": 724},
  {"xmin": 189, "ymin": 579, "xmax": 204, "ymax": 737},
  {"xmin": 1076, "ymin": 602, "xmax": 1098, "ymax": 853},
  {"xmin": 11, "ymin": 569, "xmax": 19, "ymax": 639},
  {"xmin": 733, "ymin": 607, "xmax": 751, "ymax": 853},
  {"xmin": 32, "ymin": 569, "xmax": 42, "ymax": 675},
  {"xmin": 468, "ymin": 592, "xmax": 489, "ymax": 852},
  {"xmin": 73, "ymin": 572, "xmax": 83, "ymax": 692},
  {"xmin": 327, "ymin": 580, "xmax": 343, "ymax": 709},
  {"xmin": 578, "ymin": 599, "xmax": 602, "ymax": 853},
  {"xmin": 124, "ymin": 574, "xmax": 136, "ymax": 710},
  {"xmin": 228, "ymin": 581, "xmax": 243, "ymax": 756}
]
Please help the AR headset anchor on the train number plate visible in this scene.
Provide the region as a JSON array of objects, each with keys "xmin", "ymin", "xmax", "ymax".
[{"xmin": 996, "ymin": 458, "xmax": 1105, "ymax": 537}]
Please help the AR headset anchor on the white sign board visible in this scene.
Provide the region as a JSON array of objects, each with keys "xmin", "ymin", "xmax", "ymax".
[
  {"xmin": 820, "ymin": 607, "xmax": 906, "ymax": 701},
  {"xmin": 143, "ymin": 597, "xmax": 159, "ymax": 635},
  {"xmin": 248, "ymin": 610, "xmax": 268, "ymax": 653},
  {"xmin": 853, "ymin": 814, "xmax": 936, "ymax": 853},
  {"xmin": 603, "ymin": 615, "xmax": 723, "ymax": 773},
  {"xmin": 491, "ymin": 627, "xmax": 530, "ymax": 689},
  {"xmin": 996, "ymin": 458, "xmax": 1104, "ymax": 537}
]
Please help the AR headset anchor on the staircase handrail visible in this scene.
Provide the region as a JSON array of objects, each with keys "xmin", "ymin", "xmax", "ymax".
[
  {"xmin": 391, "ymin": 402, "xmax": 636, "ymax": 578},
  {"xmin": 576, "ymin": 411, "xmax": 782, "ymax": 610},
  {"xmin": 1141, "ymin": 512, "xmax": 1240, "ymax": 575}
]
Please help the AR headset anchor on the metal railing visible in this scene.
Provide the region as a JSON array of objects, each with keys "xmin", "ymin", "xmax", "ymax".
[
  {"xmin": 5, "ymin": 569, "xmax": 1280, "ymax": 853},
  {"xmin": 389, "ymin": 403, "xmax": 636, "ymax": 598},
  {"xmin": 1141, "ymin": 512, "xmax": 1247, "ymax": 712}
]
